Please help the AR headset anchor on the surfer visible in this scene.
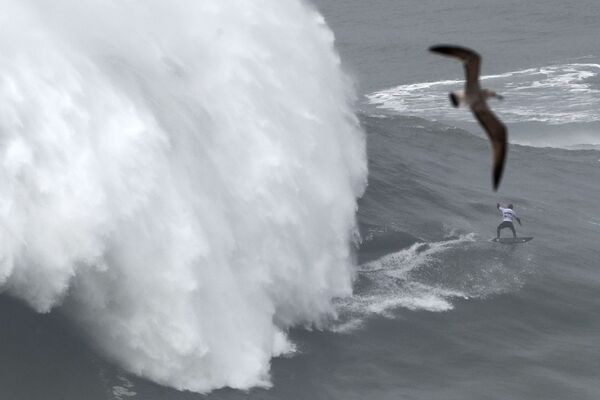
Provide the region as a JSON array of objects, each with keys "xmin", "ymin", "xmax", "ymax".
[{"xmin": 496, "ymin": 203, "xmax": 521, "ymax": 239}]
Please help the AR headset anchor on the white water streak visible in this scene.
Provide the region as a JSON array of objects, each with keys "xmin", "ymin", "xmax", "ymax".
[{"xmin": 367, "ymin": 62, "xmax": 600, "ymax": 125}]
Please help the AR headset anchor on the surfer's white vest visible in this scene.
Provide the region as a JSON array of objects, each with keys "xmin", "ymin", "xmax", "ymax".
[{"xmin": 499, "ymin": 207, "xmax": 517, "ymax": 222}]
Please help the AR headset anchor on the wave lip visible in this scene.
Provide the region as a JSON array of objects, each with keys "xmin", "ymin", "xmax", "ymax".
[{"xmin": 0, "ymin": 0, "xmax": 366, "ymax": 393}]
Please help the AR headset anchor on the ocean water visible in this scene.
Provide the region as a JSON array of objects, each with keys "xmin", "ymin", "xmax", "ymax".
[{"xmin": 1, "ymin": 0, "xmax": 599, "ymax": 399}]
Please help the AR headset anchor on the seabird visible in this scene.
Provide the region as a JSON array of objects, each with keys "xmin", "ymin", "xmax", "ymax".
[{"xmin": 429, "ymin": 45, "xmax": 507, "ymax": 190}]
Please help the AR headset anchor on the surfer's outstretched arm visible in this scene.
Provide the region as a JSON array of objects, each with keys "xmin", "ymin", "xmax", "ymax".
[
  {"xmin": 496, "ymin": 203, "xmax": 500, "ymax": 209},
  {"xmin": 516, "ymin": 217, "xmax": 522, "ymax": 226}
]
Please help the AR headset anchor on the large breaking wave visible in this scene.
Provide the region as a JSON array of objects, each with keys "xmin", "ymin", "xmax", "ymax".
[{"xmin": 0, "ymin": 0, "xmax": 366, "ymax": 393}]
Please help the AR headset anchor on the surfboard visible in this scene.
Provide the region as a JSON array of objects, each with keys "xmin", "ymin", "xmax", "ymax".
[{"xmin": 491, "ymin": 237, "xmax": 533, "ymax": 244}]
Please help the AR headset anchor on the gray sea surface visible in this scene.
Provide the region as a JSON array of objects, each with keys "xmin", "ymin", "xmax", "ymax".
[
  {"xmin": 1, "ymin": 1, "xmax": 599, "ymax": 399},
  {"xmin": 313, "ymin": 0, "xmax": 600, "ymax": 95}
]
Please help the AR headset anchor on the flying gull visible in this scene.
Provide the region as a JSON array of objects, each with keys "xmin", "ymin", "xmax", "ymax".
[{"xmin": 429, "ymin": 45, "xmax": 507, "ymax": 190}]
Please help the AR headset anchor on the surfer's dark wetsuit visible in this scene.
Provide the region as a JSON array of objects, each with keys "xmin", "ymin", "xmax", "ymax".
[
  {"xmin": 497, "ymin": 221, "xmax": 516, "ymax": 238},
  {"xmin": 496, "ymin": 203, "xmax": 521, "ymax": 239}
]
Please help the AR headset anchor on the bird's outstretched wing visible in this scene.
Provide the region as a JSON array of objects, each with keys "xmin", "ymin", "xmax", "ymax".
[
  {"xmin": 472, "ymin": 103, "xmax": 507, "ymax": 190},
  {"xmin": 429, "ymin": 45, "xmax": 481, "ymax": 92}
]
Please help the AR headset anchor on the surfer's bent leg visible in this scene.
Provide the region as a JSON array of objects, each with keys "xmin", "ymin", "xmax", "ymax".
[
  {"xmin": 497, "ymin": 221, "xmax": 517, "ymax": 239},
  {"xmin": 508, "ymin": 222, "xmax": 516, "ymax": 238}
]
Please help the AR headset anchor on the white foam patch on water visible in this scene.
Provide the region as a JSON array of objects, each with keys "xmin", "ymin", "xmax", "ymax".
[
  {"xmin": 0, "ymin": 0, "xmax": 366, "ymax": 393},
  {"xmin": 367, "ymin": 62, "xmax": 600, "ymax": 126},
  {"xmin": 112, "ymin": 375, "xmax": 137, "ymax": 400},
  {"xmin": 333, "ymin": 235, "xmax": 475, "ymax": 332},
  {"xmin": 333, "ymin": 233, "xmax": 531, "ymax": 332}
]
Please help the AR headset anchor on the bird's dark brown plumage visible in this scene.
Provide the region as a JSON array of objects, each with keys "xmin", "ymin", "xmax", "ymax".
[
  {"xmin": 472, "ymin": 106, "xmax": 507, "ymax": 190},
  {"xmin": 430, "ymin": 44, "xmax": 507, "ymax": 191}
]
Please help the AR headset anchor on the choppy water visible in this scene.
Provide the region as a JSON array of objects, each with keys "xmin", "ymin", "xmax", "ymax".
[{"xmin": 1, "ymin": 0, "xmax": 600, "ymax": 399}]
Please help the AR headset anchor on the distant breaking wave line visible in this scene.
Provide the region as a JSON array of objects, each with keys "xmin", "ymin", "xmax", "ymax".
[{"xmin": 367, "ymin": 62, "xmax": 600, "ymax": 125}]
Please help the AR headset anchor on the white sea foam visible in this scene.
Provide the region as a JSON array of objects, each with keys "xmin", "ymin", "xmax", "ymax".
[
  {"xmin": 333, "ymin": 233, "xmax": 529, "ymax": 330},
  {"xmin": 367, "ymin": 62, "xmax": 600, "ymax": 127},
  {"xmin": 333, "ymin": 236, "xmax": 474, "ymax": 329},
  {"xmin": 112, "ymin": 375, "xmax": 137, "ymax": 400},
  {"xmin": 0, "ymin": 0, "xmax": 366, "ymax": 393}
]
